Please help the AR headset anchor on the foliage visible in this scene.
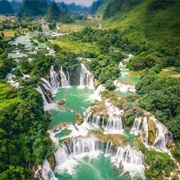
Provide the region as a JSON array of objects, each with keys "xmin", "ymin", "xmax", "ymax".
[
  {"xmin": 136, "ymin": 70, "xmax": 180, "ymax": 139},
  {"xmin": 51, "ymin": 38, "xmax": 100, "ymax": 55},
  {"xmin": 147, "ymin": 0, "xmax": 174, "ymax": 13},
  {"xmin": 55, "ymin": 51, "xmax": 80, "ymax": 71},
  {"xmin": 87, "ymin": 54, "xmax": 120, "ymax": 84},
  {"xmin": 127, "ymin": 52, "xmax": 164, "ymax": 70},
  {"xmin": 0, "ymin": 84, "xmax": 51, "ymax": 179},
  {"xmin": 103, "ymin": 0, "xmax": 143, "ymax": 19},
  {"xmin": 18, "ymin": 0, "xmax": 48, "ymax": 17},
  {"xmin": 29, "ymin": 53, "xmax": 54, "ymax": 77},
  {"xmin": 0, "ymin": 42, "xmax": 16, "ymax": 78},
  {"xmin": 105, "ymin": 79, "xmax": 115, "ymax": 90},
  {"xmin": 62, "ymin": 27, "xmax": 125, "ymax": 85},
  {"xmin": 140, "ymin": 143, "xmax": 176, "ymax": 179},
  {"xmin": 89, "ymin": 0, "xmax": 103, "ymax": 14},
  {"xmin": 0, "ymin": 0, "xmax": 14, "ymax": 15},
  {"xmin": 70, "ymin": 27, "xmax": 125, "ymax": 54},
  {"xmin": 46, "ymin": 2, "xmax": 74, "ymax": 23},
  {"xmin": 102, "ymin": 0, "xmax": 180, "ymax": 69}
]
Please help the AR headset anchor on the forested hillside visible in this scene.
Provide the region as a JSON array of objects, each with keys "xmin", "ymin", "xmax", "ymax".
[
  {"xmin": 99, "ymin": 0, "xmax": 180, "ymax": 143},
  {"xmin": 0, "ymin": 0, "xmax": 14, "ymax": 14},
  {"xmin": 102, "ymin": 0, "xmax": 180, "ymax": 69},
  {"xmin": 0, "ymin": 39, "xmax": 52, "ymax": 179},
  {"xmin": 46, "ymin": 2, "xmax": 73, "ymax": 23},
  {"xmin": 19, "ymin": 0, "xmax": 48, "ymax": 17}
]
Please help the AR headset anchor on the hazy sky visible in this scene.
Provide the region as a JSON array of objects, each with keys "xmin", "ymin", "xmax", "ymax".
[{"xmin": 57, "ymin": 0, "xmax": 95, "ymax": 7}]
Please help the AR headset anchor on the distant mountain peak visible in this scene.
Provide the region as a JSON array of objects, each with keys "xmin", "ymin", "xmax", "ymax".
[
  {"xmin": 19, "ymin": 0, "xmax": 48, "ymax": 17},
  {"xmin": 0, "ymin": 0, "xmax": 14, "ymax": 14}
]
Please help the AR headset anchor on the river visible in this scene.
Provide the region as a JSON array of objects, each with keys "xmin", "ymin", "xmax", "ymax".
[{"xmin": 45, "ymin": 59, "xmax": 143, "ymax": 180}]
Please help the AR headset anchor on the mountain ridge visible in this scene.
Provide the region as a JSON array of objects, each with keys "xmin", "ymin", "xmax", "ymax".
[{"xmin": 0, "ymin": 0, "xmax": 14, "ymax": 14}]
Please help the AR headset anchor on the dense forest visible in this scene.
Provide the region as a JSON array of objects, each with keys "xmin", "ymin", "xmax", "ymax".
[
  {"xmin": 101, "ymin": 0, "xmax": 180, "ymax": 69},
  {"xmin": 0, "ymin": 0, "xmax": 14, "ymax": 14},
  {"xmin": 0, "ymin": 40, "xmax": 52, "ymax": 179}
]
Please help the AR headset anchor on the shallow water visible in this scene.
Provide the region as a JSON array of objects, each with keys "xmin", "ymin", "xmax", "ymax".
[
  {"xmin": 55, "ymin": 155, "xmax": 131, "ymax": 180},
  {"xmin": 49, "ymin": 86, "xmax": 94, "ymax": 128}
]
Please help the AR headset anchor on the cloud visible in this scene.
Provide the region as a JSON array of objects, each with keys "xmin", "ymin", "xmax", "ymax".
[{"xmin": 57, "ymin": 0, "xmax": 95, "ymax": 7}]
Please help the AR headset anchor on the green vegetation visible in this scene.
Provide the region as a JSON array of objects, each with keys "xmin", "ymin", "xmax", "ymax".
[
  {"xmin": 19, "ymin": 0, "xmax": 48, "ymax": 17},
  {"xmin": 0, "ymin": 40, "xmax": 16, "ymax": 78},
  {"xmin": 136, "ymin": 69, "xmax": 180, "ymax": 139},
  {"xmin": 87, "ymin": 54, "xmax": 120, "ymax": 86},
  {"xmin": 55, "ymin": 27, "xmax": 126, "ymax": 88},
  {"xmin": 94, "ymin": 0, "xmax": 111, "ymax": 16},
  {"xmin": 0, "ymin": 0, "xmax": 14, "ymax": 15},
  {"xmin": 139, "ymin": 143, "xmax": 177, "ymax": 179},
  {"xmin": 0, "ymin": 31, "xmax": 51, "ymax": 180},
  {"xmin": 0, "ymin": 83, "xmax": 51, "ymax": 179},
  {"xmin": 51, "ymin": 39, "xmax": 100, "ymax": 55},
  {"xmin": 46, "ymin": 2, "xmax": 73, "ymax": 23},
  {"xmin": 0, "ymin": 0, "xmax": 180, "ymax": 178},
  {"xmin": 89, "ymin": 0, "xmax": 103, "ymax": 14},
  {"xmin": 102, "ymin": 0, "xmax": 180, "ymax": 69},
  {"xmin": 103, "ymin": 0, "xmax": 143, "ymax": 19}
]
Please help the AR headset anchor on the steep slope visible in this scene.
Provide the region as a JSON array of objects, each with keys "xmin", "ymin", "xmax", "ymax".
[
  {"xmin": 10, "ymin": 0, "xmax": 22, "ymax": 13},
  {"xmin": 46, "ymin": 2, "xmax": 73, "ymax": 23},
  {"xmin": 89, "ymin": 0, "xmax": 103, "ymax": 14},
  {"xmin": 46, "ymin": 1, "xmax": 61, "ymax": 21},
  {"xmin": 94, "ymin": 0, "xmax": 111, "ymax": 15},
  {"xmin": 102, "ymin": 0, "xmax": 180, "ymax": 68},
  {"xmin": 57, "ymin": 2, "xmax": 89, "ymax": 14},
  {"xmin": 19, "ymin": 0, "xmax": 48, "ymax": 17},
  {"xmin": 0, "ymin": 0, "xmax": 14, "ymax": 14}
]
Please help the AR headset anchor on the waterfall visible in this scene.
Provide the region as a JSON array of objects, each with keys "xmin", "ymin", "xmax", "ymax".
[
  {"xmin": 104, "ymin": 101, "xmax": 124, "ymax": 133},
  {"xmin": 20, "ymin": 70, "xmax": 30, "ymax": 79},
  {"xmin": 84, "ymin": 111, "xmax": 103, "ymax": 128},
  {"xmin": 62, "ymin": 137, "xmax": 103, "ymax": 156},
  {"xmin": 36, "ymin": 86, "xmax": 49, "ymax": 105},
  {"xmin": 131, "ymin": 117, "xmax": 142, "ymax": 136},
  {"xmin": 93, "ymin": 84, "xmax": 105, "ymax": 101},
  {"xmin": 35, "ymin": 159, "xmax": 57, "ymax": 180},
  {"xmin": 112, "ymin": 146, "xmax": 144, "ymax": 166},
  {"xmin": 34, "ymin": 166, "xmax": 43, "ymax": 180},
  {"xmin": 130, "ymin": 116, "xmax": 149, "ymax": 146},
  {"xmin": 54, "ymin": 137, "xmax": 104, "ymax": 171},
  {"xmin": 105, "ymin": 115, "xmax": 124, "ymax": 133},
  {"xmin": 111, "ymin": 145, "xmax": 145, "ymax": 179},
  {"xmin": 59, "ymin": 66, "xmax": 70, "ymax": 87},
  {"xmin": 41, "ymin": 78, "xmax": 54, "ymax": 96},
  {"xmin": 50, "ymin": 65, "xmax": 59, "ymax": 93},
  {"xmin": 54, "ymin": 137, "xmax": 145, "ymax": 179},
  {"xmin": 151, "ymin": 117, "xmax": 169, "ymax": 152},
  {"xmin": 6, "ymin": 73, "xmax": 19, "ymax": 88},
  {"xmin": 91, "ymin": 115, "xmax": 101, "ymax": 127},
  {"xmin": 114, "ymin": 80, "xmax": 136, "ymax": 93},
  {"xmin": 84, "ymin": 102, "xmax": 124, "ymax": 133},
  {"xmin": 79, "ymin": 63, "xmax": 94, "ymax": 89},
  {"xmin": 130, "ymin": 116, "xmax": 172, "ymax": 151},
  {"xmin": 105, "ymin": 140, "xmax": 112, "ymax": 156}
]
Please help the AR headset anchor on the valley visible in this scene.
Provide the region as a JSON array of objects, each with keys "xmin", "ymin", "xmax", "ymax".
[{"xmin": 0, "ymin": 0, "xmax": 180, "ymax": 179}]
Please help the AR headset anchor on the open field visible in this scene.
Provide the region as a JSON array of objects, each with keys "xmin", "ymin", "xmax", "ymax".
[
  {"xmin": 3, "ymin": 30, "xmax": 15, "ymax": 38},
  {"xmin": 53, "ymin": 39, "xmax": 100, "ymax": 54},
  {"xmin": 59, "ymin": 17, "xmax": 101, "ymax": 33},
  {"xmin": 159, "ymin": 67, "xmax": 180, "ymax": 78}
]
